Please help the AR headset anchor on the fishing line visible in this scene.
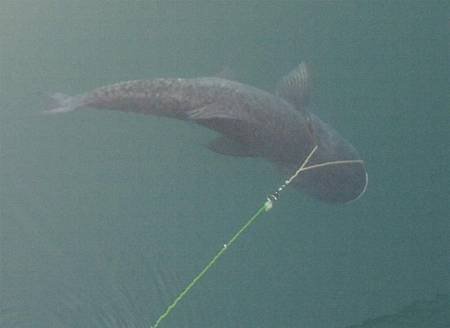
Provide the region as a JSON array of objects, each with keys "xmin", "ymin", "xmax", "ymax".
[{"xmin": 151, "ymin": 145, "xmax": 363, "ymax": 328}]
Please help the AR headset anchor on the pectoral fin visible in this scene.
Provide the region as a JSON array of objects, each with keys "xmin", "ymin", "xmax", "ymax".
[
  {"xmin": 187, "ymin": 103, "xmax": 258, "ymax": 157},
  {"xmin": 187, "ymin": 103, "xmax": 237, "ymax": 120},
  {"xmin": 207, "ymin": 136, "xmax": 257, "ymax": 157}
]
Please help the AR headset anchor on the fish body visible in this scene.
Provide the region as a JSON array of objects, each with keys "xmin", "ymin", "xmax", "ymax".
[{"xmin": 47, "ymin": 65, "xmax": 367, "ymax": 203}]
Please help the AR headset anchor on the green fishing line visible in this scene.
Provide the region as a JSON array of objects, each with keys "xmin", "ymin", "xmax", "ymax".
[
  {"xmin": 150, "ymin": 145, "xmax": 363, "ymax": 327},
  {"xmin": 151, "ymin": 201, "xmax": 270, "ymax": 328}
]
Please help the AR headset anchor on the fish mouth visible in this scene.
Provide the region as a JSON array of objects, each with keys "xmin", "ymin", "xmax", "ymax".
[
  {"xmin": 348, "ymin": 171, "xmax": 368, "ymax": 203},
  {"xmin": 290, "ymin": 160, "xmax": 368, "ymax": 203}
]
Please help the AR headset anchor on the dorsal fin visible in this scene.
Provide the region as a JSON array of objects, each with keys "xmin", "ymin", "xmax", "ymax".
[
  {"xmin": 214, "ymin": 66, "xmax": 237, "ymax": 81},
  {"xmin": 276, "ymin": 62, "xmax": 311, "ymax": 110}
]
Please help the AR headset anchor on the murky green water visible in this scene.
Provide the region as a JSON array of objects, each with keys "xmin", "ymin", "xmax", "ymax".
[{"xmin": 1, "ymin": 1, "xmax": 448, "ymax": 327}]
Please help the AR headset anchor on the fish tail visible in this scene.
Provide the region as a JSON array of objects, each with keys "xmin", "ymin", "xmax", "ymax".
[{"xmin": 43, "ymin": 93, "xmax": 84, "ymax": 114}]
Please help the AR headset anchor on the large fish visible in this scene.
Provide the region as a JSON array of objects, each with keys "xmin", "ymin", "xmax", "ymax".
[{"xmin": 46, "ymin": 63, "xmax": 367, "ymax": 203}]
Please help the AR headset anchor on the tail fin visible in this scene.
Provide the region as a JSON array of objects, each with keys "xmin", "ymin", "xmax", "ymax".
[{"xmin": 43, "ymin": 93, "xmax": 83, "ymax": 114}]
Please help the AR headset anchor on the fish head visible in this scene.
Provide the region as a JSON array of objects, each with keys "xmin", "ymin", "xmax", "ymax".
[{"xmin": 288, "ymin": 114, "xmax": 368, "ymax": 203}]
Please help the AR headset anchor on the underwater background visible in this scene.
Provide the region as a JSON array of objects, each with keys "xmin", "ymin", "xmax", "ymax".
[{"xmin": 1, "ymin": 1, "xmax": 448, "ymax": 327}]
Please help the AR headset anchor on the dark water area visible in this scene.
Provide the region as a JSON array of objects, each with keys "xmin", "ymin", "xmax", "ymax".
[{"xmin": 1, "ymin": 1, "xmax": 448, "ymax": 327}]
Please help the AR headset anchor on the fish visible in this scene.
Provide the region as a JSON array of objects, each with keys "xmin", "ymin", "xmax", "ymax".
[{"xmin": 45, "ymin": 63, "xmax": 367, "ymax": 203}]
